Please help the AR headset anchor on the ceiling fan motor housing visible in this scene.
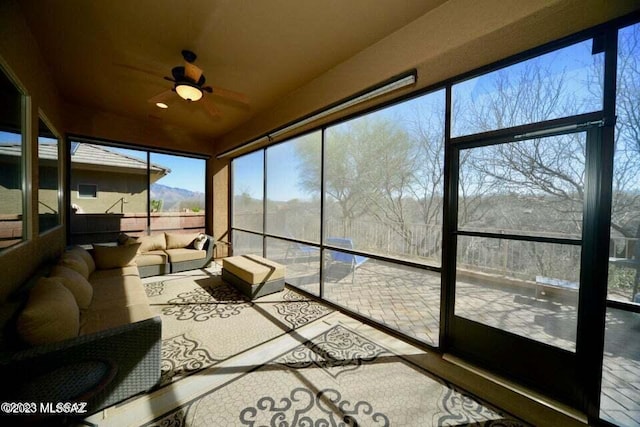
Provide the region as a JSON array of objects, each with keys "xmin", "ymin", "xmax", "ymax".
[
  {"xmin": 181, "ymin": 49, "xmax": 197, "ymax": 63},
  {"xmin": 171, "ymin": 66, "xmax": 206, "ymax": 86},
  {"xmin": 152, "ymin": 49, "xmax": 245, "ymax": 113}
]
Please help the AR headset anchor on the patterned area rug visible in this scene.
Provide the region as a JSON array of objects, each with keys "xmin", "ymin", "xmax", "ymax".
[
  {"xmin": 143, "ymin": 269, "xmax": 333, "ymax": 385},
  {"xmin": 144, "ymin": 323, "xmax": 527, "ymax": 427}
]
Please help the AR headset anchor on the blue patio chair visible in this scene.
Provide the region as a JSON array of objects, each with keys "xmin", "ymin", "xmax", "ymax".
[
  {"xmin": 285, "ymin": 240, "xmax": 320, "ymax": 264},
  {"xmin": 325, "ymin": 237, "xmax": 368, "ymax": 283}
]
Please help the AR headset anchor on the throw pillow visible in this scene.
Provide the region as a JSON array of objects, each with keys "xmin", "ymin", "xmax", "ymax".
[
  {"xmin": 68, "ymin": 246, "xmax": 96, "ymax": 275},
  {"xmin": 92, "ymin": 243, "xmax": 141, "ymax": 269},
  {"xmin": 59, "ymin": 252, "xmax": 90, "ymax": 279},
  {"xmin": 117, "ymin": 232, "xmax": 132, "ymax": 246},
  {"xmin": 165, "ymin": 232, "xmax": 199, "ymax": 249},
  {"xmin": 16, "ymin": 277, "xmax": 80, "ymax": 346},
  {"xmin": 193, "ymin": 233, "xmax": 207, "ymax": 250},
  {"xmin": 50, "ymin": 265, "xmax": 94, "ymax": 309},
  {"xmin": 136, "ymin": 234, "xmax": 166, "ymax": 253}
]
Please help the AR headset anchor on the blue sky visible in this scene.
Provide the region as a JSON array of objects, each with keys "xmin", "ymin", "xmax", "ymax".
[
  {"xmin": 232, "ymin": 139, "xmax": 311, "ymax": 202},
  {"xmin": 0, "ymin": 131, "xmax": 20, "ymax": 143},
  {"xmin": 153, "ymin": 152, "xmax": 205, "ymax": 193},
  {"xmin": 113, "ymin": 147, "xmax": 206, "ymax": 193},
  {"xmin": 452, "ymin": 39, "xmax": 601, "ymax": 136},
  {"xmin": 232, "ymin": 90, "xmax": 446, "ymax": 202},
  {"xmin": 232, "ymin": 150, "xmax": 264, "ymax": 199}
]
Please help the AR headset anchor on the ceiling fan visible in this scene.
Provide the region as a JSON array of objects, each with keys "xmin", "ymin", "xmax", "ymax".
[{"xmin": 146, "ymin": 50, "xmax": 249, "ymax": 118}]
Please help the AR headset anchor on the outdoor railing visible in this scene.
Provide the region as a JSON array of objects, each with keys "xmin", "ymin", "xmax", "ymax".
[
  {"xmin": 234, "ymin": 211, "xmax": 639, "ymax": 286},
  {"xmin": 70, "ymin": 211, "xmax": 205, "ymax": 245}
]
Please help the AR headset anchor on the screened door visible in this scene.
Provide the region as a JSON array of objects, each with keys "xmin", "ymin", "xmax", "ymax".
[{"xmin": 446, "ymin": 122, "xmax": 607, "ymax": 409}]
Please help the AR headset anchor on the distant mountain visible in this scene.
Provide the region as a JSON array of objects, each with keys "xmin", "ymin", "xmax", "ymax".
[{"xmin": 150, "ymin": 183, "xmax": 204, "ymax": 211}]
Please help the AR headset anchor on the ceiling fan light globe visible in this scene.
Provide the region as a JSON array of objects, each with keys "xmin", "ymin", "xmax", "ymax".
[{"xmin": 175, "ymin": 83, "xmax": 203, "ymax": 101}]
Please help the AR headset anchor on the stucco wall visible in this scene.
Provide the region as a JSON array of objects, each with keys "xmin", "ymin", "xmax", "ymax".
[
  {"xmin": 70, "ymin": 169, "xmax": 148, "ymax": 214},
  {"xmin": 211, "ymin": 157, "xmax": 230, "ymax": 257}
]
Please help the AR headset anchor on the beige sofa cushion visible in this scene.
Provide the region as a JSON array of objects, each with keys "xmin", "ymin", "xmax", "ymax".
[
  {"xmin": 165, "ymin": 232, "xmax": 199, "ymax": 249},
  {"xmin": 136, "ymin": 250, "xmax": 169, "ymax": 267},
  {"xmin": 59, "ymin": 252, "xmax": 90, "ymax": 279},
  {"xmin": 81, "ymin": 263, "xmax": 151, "ymax": 334},
  {"xmin": 89, "ymin": 274, "xmax": 149, "ymax": 310},
  {"xmin": 165, "ymin": 248, "xmax": 206, "ymax": 263},
  {"xmin": 223, "ymin": 255, "xmax": 285, "ymax": 285},
  {"xmin": 50, "ymin": 265, "xmax": 94, "ymax": 309},
  {"xmin": 92, "ymin": 243, "xmax": 141, "ymax": 270},
  {"xmin": 68, "ymin": 246, "xmax": 96, "ymax": 275},
  {"xmin": 89, "ymin": 265, "xmax": 139, "ymax": 281},
  {"xmin": 137, "ymin": 234, "xmax": 166, "ymax": 253},
  {"xmin": 80, "ymin": 304, "xmax": 153, "ymax": 336},
  {"xmin": 17, "ymin": 277, "xmax": 79, "ymax": 345}
]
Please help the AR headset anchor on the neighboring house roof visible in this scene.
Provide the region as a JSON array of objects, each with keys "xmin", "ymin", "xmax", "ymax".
[
  {"xmin": 0, "ymin": 142, "xmax": 170, "ymax": 175},
  {"xmin": 0, "ymin": 143, "xmax": 23, "ymax": 159},
  {"xmin": 71, "ymin": 143, "xmax": 169, "ymax": 174}
]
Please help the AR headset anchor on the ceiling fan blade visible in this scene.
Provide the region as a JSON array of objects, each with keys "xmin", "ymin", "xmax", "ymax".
[
  {"xmin": 184, "ymin": 62, "xmax": 203, "ymax": 83},
  {"xmin": 113, "ymin": 62, "xmax": 163, "ymax": 78},
  {"xmin": 202, "ymin": 97, "xmax": 220, "ymax": 118},
  {"xmin": 210, "ymin": 86, "xmax": 249, "ymax": 106},
  {"xmin": 147, "ymin": 89, "xmax": 174, "ymax": 104}
]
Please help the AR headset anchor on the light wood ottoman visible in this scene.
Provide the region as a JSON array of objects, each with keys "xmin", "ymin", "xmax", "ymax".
[{"xmin": 222, "ymin": 255, "xmax": 285, "ymax": 299}]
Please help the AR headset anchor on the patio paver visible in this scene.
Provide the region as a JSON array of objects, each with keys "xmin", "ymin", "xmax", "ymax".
[{"xmin": 282, "ymin": 257, "xmax": 640, "ymax": 425}]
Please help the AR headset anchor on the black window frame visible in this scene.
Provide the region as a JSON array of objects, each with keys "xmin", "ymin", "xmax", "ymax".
[
  {"xmin": 228, "ymin": 11, "xmax": 640, "ymax": 424},
  {"xmin": 66, "ymin": 135, "xmax": 210, "ymax": 244}
]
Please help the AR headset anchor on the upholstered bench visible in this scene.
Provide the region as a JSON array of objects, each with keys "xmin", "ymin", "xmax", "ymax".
[{"xmin": 222, "ymin": 255, "xmax": 285, "ymax": 299}]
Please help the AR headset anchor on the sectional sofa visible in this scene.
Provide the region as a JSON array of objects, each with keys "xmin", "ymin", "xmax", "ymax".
[
  {"xmin": 0, "ymin": 232, "xmax": 216, "ymax": 416},
  {"xmin": 0, "ymin": 244, "xmax": 163, "ymax": 415},
  {"xmin": 119, "ymin": 232, "xmax": 214, "ymax": 277}
]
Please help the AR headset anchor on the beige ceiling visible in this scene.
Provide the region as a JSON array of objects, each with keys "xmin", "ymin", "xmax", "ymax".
[{"xmin": 18, "ymin": 0, "xmax": 444, "ymax": 139}]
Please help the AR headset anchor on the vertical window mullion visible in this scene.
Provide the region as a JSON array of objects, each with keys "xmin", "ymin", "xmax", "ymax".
[
  {"xmin": 229, "ymin": 159, "xmax": 234, "ymax": 254},
  {"xmin": 319, "ymin": 128, "xmax": 326, "ymax": 298},
  {"xmin": 580, "ymin": 27, "xmax": 618, "ymax": 423},
  {"xmin": 440, "ymin": 84, "xmax": 455, "ymax": 351},
  {"xmin": 22, "ymin": 95, "xmax": 30, "ymax": 242},
  {"xmin": 262, "ymin": 148, "xmax": 267, "ymax": 257},
  {"xmin": 146, "ymin": 151, "xmax": 151, "ymax": 235},
  {"xmin": 579, "ymin": 125, "xmax": 614, "ymax": 421}
]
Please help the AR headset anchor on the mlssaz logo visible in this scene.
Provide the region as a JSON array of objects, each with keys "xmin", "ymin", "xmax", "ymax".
[{"xmin": 39, "ymin": 402, "xmax": 88, "ymax": 414}]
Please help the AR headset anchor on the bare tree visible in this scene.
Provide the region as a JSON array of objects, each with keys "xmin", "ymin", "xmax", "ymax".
[
  {"xmin": 287, "ymin": 27, "xmax": 640, "ymax": 273},
  {"xmin": 406, "ymin": 103, "xmax": 444, "ymax": 227},
  {"xmin": 452, "ymin": 31, "xmax": 640, "ymax": 284},
  {"xmin": 456, "ymin": 45, "xmax": 594, "ymax": 240},
  {"xmin": 610, "ymin": 25, "xmax": 640, "ymax": 250}
]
